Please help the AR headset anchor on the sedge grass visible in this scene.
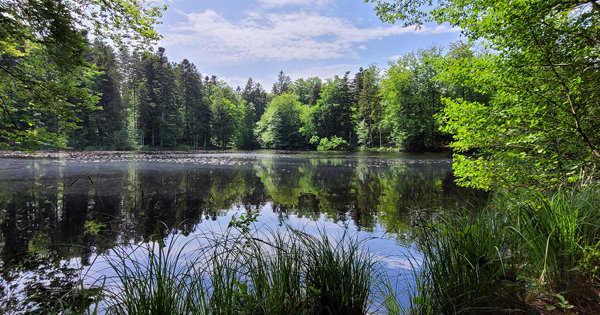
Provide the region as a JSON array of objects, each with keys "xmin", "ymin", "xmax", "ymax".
[
  {"xmin": 101, "ymin": 231, "xmax": 208, "ymax": 315},
  {"xmin": 404, "ymin": 184, "xmax": 600, "ymax": 315},
  {"xmin": 514, "ymin": 185, "xmax": 600, "ymax": 291},
  {"xmin": 94, "ymin": 221, "xmax": 391, "ymax": 315},
  {"xmin": 408, "ymin": 208, "xmax": 520, "ymax": 315}
]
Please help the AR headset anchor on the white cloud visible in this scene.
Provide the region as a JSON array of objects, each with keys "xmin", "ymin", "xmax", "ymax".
[
  {"xmin": 161, "ymin": 10, "xmax": 460, "ymax": 64},
  {"xmin": 357, "ymin": 45, "xmax": 367, "ymax": 51},
  {"xmin": 258, "ymin": 0, "xmax": 333, "ymax": 8},
  {"xmin": 388, "ymin": 55, "xmax": 401, "ymax": 61}
]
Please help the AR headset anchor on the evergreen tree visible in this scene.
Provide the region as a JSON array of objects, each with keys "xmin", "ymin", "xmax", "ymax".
[
  {"xmin": 291, "ymin": 77, "xmax": 322, "ymax": 105},
  {"xmin": 271, "ymin": 71, "xmax": 292, "ymax": 95},
  {"xmin": 309, "ymin": 83, "xmax": 322, "ymax": 106},
  {"xmin": 175, "ymin": 59, "xmax": 210, "ymax": 147},
  {"xmin": 69, "ymin": 41, "xmax": 131, "ymax": 150},
  {"xmin": 136, "ymin": 47, "xmax": 182, "ymax": 147},
  {"xmin": 311, "ymin": 72, "xmax": 356, "ymax": 144},
  {"xmin": 356, "ymin": 65, "xmax": 383, "ymax": 148},
  {"xmin": 241, "ymin": 78, "xmax": 268, "ymax": 122}
]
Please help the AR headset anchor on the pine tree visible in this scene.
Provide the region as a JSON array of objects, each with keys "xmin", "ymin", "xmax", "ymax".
[
  {"xmin": 271, "ymin": 71, "xmax": 292, "ymax": 95},
  {"xmin": 175, "ymin": 59, "xmax": 210, "ymax": 147}
]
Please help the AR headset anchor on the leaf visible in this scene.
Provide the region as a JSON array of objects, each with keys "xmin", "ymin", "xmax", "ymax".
[
  {"xmin": 544, "ymin": 305, "xmax": 555, "ymax": 310},
  {"xmin": 237, "ymin": 282, "xmax": 248, "ymax": 295},
  {"xmin": 412, "ymin": 296, "xmax": 424, "ymax": 305}
]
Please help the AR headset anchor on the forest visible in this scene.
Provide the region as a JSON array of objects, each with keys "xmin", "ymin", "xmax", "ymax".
[{"xmin": 2, "ymin": 40, "xmax": 481, "ymax": 153}]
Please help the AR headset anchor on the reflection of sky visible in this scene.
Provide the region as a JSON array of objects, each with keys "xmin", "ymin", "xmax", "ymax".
[
  {"xmin": 82, "ymin": 202, "xmax": 420, "ymax": 312},
  {"xmin": 1, "ymin": 151, "xmax": 466, "ymax": 312}
]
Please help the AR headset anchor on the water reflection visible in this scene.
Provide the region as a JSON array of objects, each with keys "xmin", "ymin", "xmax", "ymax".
[{"xmin": 0, "ymin": 153, "xmax": 488, "ymax": 312}]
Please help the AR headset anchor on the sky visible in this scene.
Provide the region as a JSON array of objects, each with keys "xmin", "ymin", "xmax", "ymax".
[{"xmin": 155, "ymin": 0, "xmax": 464, "ymax": 90}]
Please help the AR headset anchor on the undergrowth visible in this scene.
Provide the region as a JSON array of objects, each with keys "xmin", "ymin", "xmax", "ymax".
[{"xmin": 396, "ymin": 184, "xmax": 600, "ymax": 315}]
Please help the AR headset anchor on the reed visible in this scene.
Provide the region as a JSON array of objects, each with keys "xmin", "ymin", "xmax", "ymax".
[
  {"xmin": 96, "ymin": 223, "xmax": 389, "ymax": 315},
  {"xmin": 404, "ymin": 184, "xmax": 600, "ymax": 314},
  {"xmin": 515, "ymin": 185, "xmax": 600, "ymax": 291},
  {"xmin": 102, "ymin": 233, "xmax": 208, "ymax": 315}
]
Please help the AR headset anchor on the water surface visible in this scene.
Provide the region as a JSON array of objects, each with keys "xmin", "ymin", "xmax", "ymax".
[{"xmin": 0, "ymin": 151, "xmax": 488, "ymax": 312}]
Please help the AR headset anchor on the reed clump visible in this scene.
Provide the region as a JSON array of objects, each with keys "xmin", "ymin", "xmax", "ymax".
[
  {"xmin": 95, "ymin": 223, "xmax": 391, "ymax": 315},
  {"xmin": 400, "ymin": 184, "xmax": 600, "ymax": 315}
]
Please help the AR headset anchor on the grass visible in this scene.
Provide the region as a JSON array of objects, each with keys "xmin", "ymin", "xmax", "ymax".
[
  {"xmin": 102, "ymin": 233, "xmax": 207, "ymax": 315},
  {"xmin": 90, "ymin": 222, "xmax": 392, "ymax": 315},
  {"xmin": 401, "ymin": 184, "xmax": 600, "ymax": 315}
]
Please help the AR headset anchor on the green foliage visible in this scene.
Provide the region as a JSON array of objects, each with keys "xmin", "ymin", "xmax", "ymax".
[
  {"xmin": 381, "ymin": 47, "xmax": 449, "ymax": 151},
  {"xmin": 291, "ymin": 77, "xmax": 322, "ymax": 105},
  {"xmin": 210, "ymin": 84, "xmax": 243, "ymax": 149},
  {"xmin": 0, "ymin": 0, "xmax": 164, "ymax": 149},
  {"xmin": 256, "ymin": 93, "xmax": 308, "ymax": 150},
  {"xmin": 69, "ymin": 41, "xmax": 134, "ymax": 150},
  {"xmin": 272, "ymin": 70, "xmax": 292, "ymax": 95},
  {"xmin": 135, "ymin": 48, "xmax": 183, "ymax": 148},
  {"xmin": 315, "ymin": 136, "xmax": 348, "ymax": 151},
  {"xmin": 236, "ymin": 101, "xmax": 259, "ymax": 149},
  {"xmin": 176, "ymin": 59, "xmax": 211, "ymax": 148},
  {"xmin": 356, "ymin": 65, "xmax": 384, "ymax": 148},
  {"xmin": 370, "ymin": 0, "xmax": 600, "ymax": 189},
  {"xmin": 241, "ymin": 77, "xmax": 268, "ymax": 123},
  {"xmin": 304, "ymin": 74, "xmax": 356, "ymax": 147}
]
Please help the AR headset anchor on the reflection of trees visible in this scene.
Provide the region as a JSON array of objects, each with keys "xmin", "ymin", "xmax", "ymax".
[
  {"xmin": 0, "ymin": 159, "xmax": 487, "ymax": 260},
  {"xmin": 376, "ymin": 161, "xmax": 490, "ymax": 241},
  {"xmin": 0, "ymin": 156, "xmax": 488, "ymax": 311},
  {"xmin": 254, "ymin": 158, "xmax": 489, "ymax": 236},
  {"xmin": 255, "ymin": 158, "xmax": 360, "ymax": 223}
]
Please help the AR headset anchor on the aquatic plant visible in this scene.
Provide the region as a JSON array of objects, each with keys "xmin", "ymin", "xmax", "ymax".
[
  {"xmin": 403, "ymin": 184, "xmax": 600, "ymax": 315},
  {"xmin": 96, "ymin": 220, "xmax": 391, "ymax": 315}
]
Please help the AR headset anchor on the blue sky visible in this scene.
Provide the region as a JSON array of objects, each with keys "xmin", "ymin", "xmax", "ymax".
[{"xmin": 155, "ymin": 0, "xmax": 463, "ymax": 89}]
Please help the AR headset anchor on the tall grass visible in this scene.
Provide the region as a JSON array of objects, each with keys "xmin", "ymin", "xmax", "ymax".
[
  {"xmin": 102, "ymin": 234, "xmax": 207, "ymax": 315},
  {"xmin": 515, "ymin": 186, "xmax": 600, "ymax": 290},
  {"xmin": 404, "ymin": 184, "xmax": 600, "ymax": 315},
  {"xmin": 95, "ymin": 223, "xmax": 391, "ymax": 315},
  {"xmin": 296, "ymin": 229, "xmax": 383, "ymax": 315},
  {"xmin": 408, "ymin": 209, "xmax": 520, "ymax": 315}
]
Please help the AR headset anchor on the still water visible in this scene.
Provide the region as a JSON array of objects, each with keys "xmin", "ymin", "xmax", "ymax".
[{"xmin": 0, "ymin": 151, "xmax": 487, "ymax": 312}]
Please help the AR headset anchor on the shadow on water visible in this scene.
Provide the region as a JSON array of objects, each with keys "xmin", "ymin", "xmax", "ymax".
[{"xmin": 0, "ymin": 152, "xmax": 488, "ymax": 312}]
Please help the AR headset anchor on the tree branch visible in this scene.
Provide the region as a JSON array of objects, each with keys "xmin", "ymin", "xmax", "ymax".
[{"xmin": 531, "ymin": 31, "xmax": 600, "ymax": 159}]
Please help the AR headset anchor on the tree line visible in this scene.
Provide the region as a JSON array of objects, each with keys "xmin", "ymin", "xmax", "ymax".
[{"xmin": 39, "ymin": 41, "xmax": 486, "ymax": 152}]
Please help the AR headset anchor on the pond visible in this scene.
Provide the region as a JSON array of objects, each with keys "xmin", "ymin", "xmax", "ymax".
[{"xmin": 0, "ymin": 151, "xmax": 488, "ymax": 313}]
